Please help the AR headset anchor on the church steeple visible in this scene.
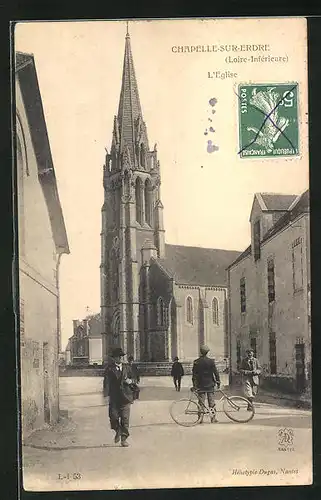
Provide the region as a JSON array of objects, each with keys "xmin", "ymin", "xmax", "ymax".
[
  {"xmin": 101, "ymin": 23, "xmax": 166, "ymax": 362},
  {"xmin": 115, "ymin": 25, "xmax": 149, "ymax": 166}
]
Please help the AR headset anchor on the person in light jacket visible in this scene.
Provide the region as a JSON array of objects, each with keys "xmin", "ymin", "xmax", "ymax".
[{"xmin": 239, "ymin": 348, "xmax": 261, "ymax": 410}]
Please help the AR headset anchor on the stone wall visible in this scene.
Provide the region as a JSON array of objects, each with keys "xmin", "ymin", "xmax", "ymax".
[{"xmin": 17, "ymin": 79, "xmax": 60, "ymax": 439}]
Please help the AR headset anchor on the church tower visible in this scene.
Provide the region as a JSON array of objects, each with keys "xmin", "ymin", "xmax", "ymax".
[{"xmin": 101, "ymin": 27, "xmax": 165, "ymax": 361}]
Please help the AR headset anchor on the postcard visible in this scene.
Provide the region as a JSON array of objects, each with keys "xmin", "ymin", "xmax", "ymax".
[{"xmin": 14, "ymin": 17, "xmax": 311, "ymax": 491}]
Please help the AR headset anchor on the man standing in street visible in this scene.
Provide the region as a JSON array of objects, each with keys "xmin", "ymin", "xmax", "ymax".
[
  {"xmin": 192, "ymin": 345, "xmax": 221, "ymax": 423},
  {"xmin": 239, "ymin": 348, "xmax": 261, "ymax": 410},
  {"xmin": 104, "ymin": 347, "xmax": 135, "ymax": 447},
  {"xmin": 171, "ymin": 356, "xmax": 184, "ymax": 391}
]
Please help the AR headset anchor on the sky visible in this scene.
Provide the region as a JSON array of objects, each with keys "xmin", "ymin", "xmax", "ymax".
[{"xmin": 15, "ymin": 19, "xmax": 309, "ymax": 350}]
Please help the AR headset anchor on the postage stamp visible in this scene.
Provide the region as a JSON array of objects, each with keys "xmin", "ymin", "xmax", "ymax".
[{"xmin": 238, "ymin": 83, "xmax": 299, "ymax": 158}]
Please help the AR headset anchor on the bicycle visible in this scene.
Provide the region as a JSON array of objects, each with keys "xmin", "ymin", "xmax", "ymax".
[{"xmin": 170, "ymin": 387, "xmax": 255, "ymax": 426}]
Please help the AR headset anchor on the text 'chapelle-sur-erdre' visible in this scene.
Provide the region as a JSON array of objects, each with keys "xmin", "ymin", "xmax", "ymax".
[{"xmin": 171, "ymin": 44, "xmax": 271, "ymax": 53}]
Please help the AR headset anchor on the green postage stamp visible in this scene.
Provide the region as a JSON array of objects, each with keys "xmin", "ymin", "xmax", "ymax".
[{"xmin": 238, "ymin": 83, "xmax": 299, "ymax": 158}]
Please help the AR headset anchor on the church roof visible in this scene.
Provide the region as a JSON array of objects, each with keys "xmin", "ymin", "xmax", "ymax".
[
  {"xmin": 158, "ymin": 244, "xmax": 242, "ymax": 287},
  {"xmin": 259, "ymin": 193, "xmax": 298, "ymax": 211}
]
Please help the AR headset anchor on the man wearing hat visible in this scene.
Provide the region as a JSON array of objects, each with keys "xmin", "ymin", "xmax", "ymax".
[
  {"xmin": 104, "ymin": 346, "xmax": 136, "ymax": 447},
  {"xmin": 171, "ymin": 356, "xmax": 184, "ymax": 391},
  {"xmin": 239, "ymin": 348, "xmax": 261, "ymax": 410},
  {"xmin": 192, "ymin": 345, "xmax": 221, "ymax": 423}
]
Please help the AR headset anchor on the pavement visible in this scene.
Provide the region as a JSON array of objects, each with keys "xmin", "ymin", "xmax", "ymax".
[{"xmin": 22, "ymin": 376, "xmax": 313, "ymax": 491}]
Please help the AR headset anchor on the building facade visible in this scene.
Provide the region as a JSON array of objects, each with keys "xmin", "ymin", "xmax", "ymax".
[
  {"xmin": 16, "ymin": 52, "xmax": 70, "ymax": 437},
  {"xmin": 227, "ymin": 191, "xmax": 310, "ymax": 395},
  {"xmin": 100, "ymin": 31, "xmax": 240, "ymax": 363},
  {"xmin": 69, "ymin": 314, "xmax": 103, "ymax": 366}
]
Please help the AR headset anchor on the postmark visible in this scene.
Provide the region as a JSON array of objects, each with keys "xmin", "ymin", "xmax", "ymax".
[{"xmin": 238, "ymin": 83, "xmax": 299, "ymax": 158}]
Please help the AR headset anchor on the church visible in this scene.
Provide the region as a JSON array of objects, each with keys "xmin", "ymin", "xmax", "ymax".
[{"xmin": 100, "ymin": 29, "xmax": 240, "ymax": 363}]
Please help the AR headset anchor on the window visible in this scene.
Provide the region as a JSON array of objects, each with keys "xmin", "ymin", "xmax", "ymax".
[
  {"xmin": 269, "ymin": 331, "xmax": 277, "ymax": 374},
  {"xmin": 292, "ymin": 237, "xmax": 303, "ymax": 291},
  {"xmin": 240, "ymin": 277, "xmax": 246, "ymax": 313},
  {"xmin": 212, "ymin": 297, "xmax": 219, "ymax": 325},
  {"xmin": 156, "ymin": 297, "xmax": 165, "ymax": 326},
  {"xmin": 144, "ymin": 179, "xmax": 153, "ymax": 226},
  {"xmin": 250, "ymin": 337, "xmax": 257, "ymax": 358},
  {"xmin": 186, "ymin": 296, "xmax": 193, "ymax": 324},
  {"xmin": 236, "ymin": 340, "xmax": 241, "ymax": 370},
  {"xmin": 135, "ymin": 177, "xmax": 143, "ymax": 224},
  {"xmin": 267, "ymin": 258, "xmax": 275, "ymax": 303},
  {"xmin": 253, "ymin": 220, "xmax": 261, "ymax": 261}
]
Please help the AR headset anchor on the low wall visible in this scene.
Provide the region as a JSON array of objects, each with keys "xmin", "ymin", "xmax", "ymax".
[
  {"xmin": 60, "ymin": 361, "xmax": 229, "ymax": 377},
  {"xmin": 230, "ymin": 372, "xmax": 311, "ymax": 398},
  {"xmin": 59, "ymin": 366, "xmax": 103, "ymax": 377}
]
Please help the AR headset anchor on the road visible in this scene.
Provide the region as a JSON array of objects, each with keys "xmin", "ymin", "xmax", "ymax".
[{"xmin": 22, "ymin": 376, "xmax": 312, "ymax": 491}]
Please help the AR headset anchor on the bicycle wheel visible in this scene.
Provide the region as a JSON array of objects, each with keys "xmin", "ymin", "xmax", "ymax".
[
  {"xmin": 170, "ymin": 399, "xmax": 202, "ymax": 427},
  {"xmin": 223, "ymin": 396, "xmax": 255, "ymax": 423}
]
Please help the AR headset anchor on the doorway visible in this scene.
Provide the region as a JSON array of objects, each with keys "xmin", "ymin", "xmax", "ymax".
[{"xmin": 295, "ymin": 342, "xmax": 306, "ymax": 393}]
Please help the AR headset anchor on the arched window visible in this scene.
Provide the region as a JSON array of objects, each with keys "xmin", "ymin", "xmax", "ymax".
[
  {"xmin": 186, "ymin": 296, "xmax": 193, "ymax": 324},
  {"xmin": 135, "ymin": 177, "xmax": 143, "ymax": 224},
  {"xmin": 144, "ymin": 178, "xmax": 153, "ymax": 226},
  {"xmin": 156, "ymin": 297, "xmax": 165, "ymax": 326},
  {"xmin": 212, "ymin": 297, "xmax": 219, "ymax": 325}
]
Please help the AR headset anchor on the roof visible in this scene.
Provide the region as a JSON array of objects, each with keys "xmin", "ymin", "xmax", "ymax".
[
  {"xmin": 226, "ymin": 245, "xmax": 252, "ymax": 269},
  {"xmin": 260, "ymin": 193, "xmax": 298, "ymax": 211},
  {"xmin": 157, "ymin": 244, "xmax": 242, "ymax": 287},
  {"xmin": 228, "ymin": 189, "xmax": 309, "ymax": 270},
  {"xmin": 15, "ymin": 52, "xmax": 70, "ymax": 255},
  {"xmin": 262, "ymin": 189, "xmax": 309, "ymax": 242}
]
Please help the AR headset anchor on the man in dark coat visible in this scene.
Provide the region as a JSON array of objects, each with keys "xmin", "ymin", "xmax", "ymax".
[
  {"xmin": 171, "ymin": 357, "xmax": 184, "ymax": 391},
  {"xmin": 192, "ymin": 345, "xmax": 221, "ymax": 423},
  {"xmin": 104, "ymin": 347, "xmax": 135, "ymax": 447},
  {"xmin": 239, "ymin": 348, "xmax": 261, "ymax": 410}
]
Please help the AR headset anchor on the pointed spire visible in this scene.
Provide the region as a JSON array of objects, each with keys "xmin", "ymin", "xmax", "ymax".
[{"xmin": 116, "ymin": 24, "xmax": 148, "ymax": 164}]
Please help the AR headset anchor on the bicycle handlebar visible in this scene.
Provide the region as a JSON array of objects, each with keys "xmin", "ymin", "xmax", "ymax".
[{"xmin": 190, "ymin": 387, "xmax": 222, "ymax": 394}]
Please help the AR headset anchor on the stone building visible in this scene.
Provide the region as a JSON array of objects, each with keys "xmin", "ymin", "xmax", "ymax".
[
  {"xmin": 227, "ymin": 190, "xmax": 310, "ymax": 395},
  {"xmin": 100, "ymin": 30, "xmax": 240, "ymax": 363},
  {"xmin": 69, "ymin": 314, "xmax": 103, "ymax": 366},
  {"xmin": 16, "ymin": 52, "xmax": 70, "ymax": 437}
]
